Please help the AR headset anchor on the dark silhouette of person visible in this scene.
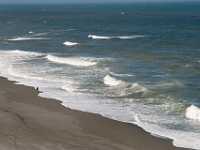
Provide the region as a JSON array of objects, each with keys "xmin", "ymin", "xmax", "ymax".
[{"xmin": 36, "ymin": 87, "xmax": 39, "ymax": 93}]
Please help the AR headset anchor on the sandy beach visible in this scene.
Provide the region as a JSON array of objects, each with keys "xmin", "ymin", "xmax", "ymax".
[{"xmin": 0, "ymin": 76, "xmax": 189, "ymax": 150}]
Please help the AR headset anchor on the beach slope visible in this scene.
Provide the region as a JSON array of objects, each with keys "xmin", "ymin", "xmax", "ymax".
[{"xmin": 0, "ymin": 77, "xmax": 187, "ymax": 150}]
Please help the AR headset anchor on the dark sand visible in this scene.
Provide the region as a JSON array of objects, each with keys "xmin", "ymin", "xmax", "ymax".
[{"xmin": 0, "ymin": 77, "xmax": 189, "ymax": 150}]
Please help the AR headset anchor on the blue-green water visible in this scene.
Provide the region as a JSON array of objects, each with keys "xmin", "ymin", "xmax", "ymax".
[{"xmin": 0, "ymin": 3, "xmax": 200, "ymax": 149}]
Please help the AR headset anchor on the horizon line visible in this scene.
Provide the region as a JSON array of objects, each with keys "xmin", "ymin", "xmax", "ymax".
[{"xmin": 0, "ymin": 1, "xmax": 200, "ymax": 5}]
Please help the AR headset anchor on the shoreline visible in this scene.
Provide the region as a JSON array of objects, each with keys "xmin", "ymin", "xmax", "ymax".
[{"xmin": 0, "ymin": 76, "xmax": 189, "ymax": 150}]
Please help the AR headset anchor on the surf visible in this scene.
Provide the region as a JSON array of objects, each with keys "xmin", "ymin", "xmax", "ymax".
[
  {"xmin": 104, "ymin": 74, "xmax": 125, "ymax": 86},
  {"xmin": 0, "ymin": 50, "xmax": 43, "ymax": 60},
  {"xmin": 46, "ymin": 55, "xmax": 97, "ymax": 67},
  {"xmin": 185, "ymin": 105, "xmax": 200, "ymax": 122},
  {"xmin": 103, "ymin": 75, "xmax": 147, "ymax": 97}
]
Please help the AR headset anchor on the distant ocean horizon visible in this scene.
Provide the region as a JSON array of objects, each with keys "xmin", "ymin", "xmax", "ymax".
[{"xmin": 0, "ymin": 2, "xmax": 200, "ymax": 149}]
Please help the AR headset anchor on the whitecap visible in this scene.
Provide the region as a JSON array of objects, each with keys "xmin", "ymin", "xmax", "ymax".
[
  {"xmin": 117, "ymin": 35, "xmax": 145, "ymax": 39},
  {"xmin": 88, "ymin": 34, "xmax": 145, "ymax": 40},
  {"xmin": 8, "ymin": 37, "xmax": 49, "ymax": 41},
  {"xmin": 185, "ymin": 105, "xmax": 200, "ymax": 122},
  {"xmin": 88, "ymin": 34, "xmax": 112, "ymax": 40},
  {"xmin": 46, "ymin": 55, "xmax": 97, "ymax": 67},
  {"xmin": 63, "ymin": 41, "xmax": 79, "ymax": 46},
  {"xmin": 130, "ymin": 83, "xmax": 148, "ymax": 94},
  {"xmin": 28, "ymin": 31, "xmax": 34, "ymax": 34},
  {"xmin": 4, "ymin": 49, "xmax": 42, "ymax": 56},
  {"xmin": 0, "ymin": 50, "xmax": 43, "ymax": 62},
  {"xmin": 103, "ymin": 75, "xmax": 125, "ymax": 86}
]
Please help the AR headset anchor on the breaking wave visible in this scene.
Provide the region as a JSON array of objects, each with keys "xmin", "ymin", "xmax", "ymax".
[
  {"xmin": 118, "ymin": 35, "xmax": 145, "ymax": 39},
  {"xmin": 63, "ymin": 41, "xmax": 79, "ymax": 46},
  {"xmin": 104, "ymin": 75, "xmax": 125, "ymax": 86},
  {"xmin": 103, "ymin": 75, "xmax": 147, "ymax": 97},
  {"xmin": 88, "ymin": 34, "xmax": 145, "ymax": 40},
  {"xmin": 8, "ymin": 37, "xmax": 49, "ymax": 41},
  {"xmin": 88, "ymin": 34, "xmax": 112, "ymax": 40},
  {"xmin": 46, "ymin": 55, "xmax": 97, "ymax": 67},
  {"xmin": 0, "ymin": 50, "xmax": 44, "ymax": 58},
  {"xmin": 185, "ymin": 105, "xmax": 200, "ymax": 122}
]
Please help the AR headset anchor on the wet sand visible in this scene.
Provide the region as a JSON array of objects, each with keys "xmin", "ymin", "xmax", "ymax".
[{"xmin": 0, "ymin": 77, "xmax": 188, "ymax": 150}]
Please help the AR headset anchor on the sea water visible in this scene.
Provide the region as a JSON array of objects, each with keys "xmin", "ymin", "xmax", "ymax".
[{"xmin": 0, "ymin": 2, "xmax": 200, "ymax": 149}]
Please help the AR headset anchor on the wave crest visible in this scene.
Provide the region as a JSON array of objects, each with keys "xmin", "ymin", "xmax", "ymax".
[
  {"xmin": 0, "ymin": 50, "xmax": 43, "ymax": 62},
  {"xmin": 8, "ymin": 37, "xmax": 49, "ymax": 41},
  {"xmin": 63, "ymin": 41, "xmax": 79, "ymax": 46},
  {"xmin": 103, "ymin": 75, "xmax": 147, "ymax": 97},
  {"xmin": 185, "ymin": 105, "xmax": 200, "ymax": 122},
  {"xmin": 4, "ymin": 50, "xmax": 42, "ymax": 56},
  {"xmin": 104, "ymin": 75, "xmax": 125, "ymax": 86},
  {"xmin": 118, "ymin": 35, "xmax": 145, "ymax": 39},
  {"xmin": 88, "ymin": 34, "xmax": 112, "ymax": 40},
  {"xmin": 46, "ymin": 55, "xmax": 97, "ymax": 67},
  {"xmin": 88, "ymin": 34, "xmax": 145, "ymax": 40}
]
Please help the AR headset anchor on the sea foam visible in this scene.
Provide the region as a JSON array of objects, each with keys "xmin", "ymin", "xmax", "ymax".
[
  {"xmin": 88, "ymin": 34, "xmax": 145, "ymax": 40},
  {"xmin": 103, "ymin": 74, "xmax": 147, "ymax": 97},
  {"xmin": 185, "ymin": 105, "xmax": 200, "ymax": 122},
  {"xmin": 0, "ymin": 50, "xmax": 43, "ymax": 62},
  {"xmin": 130, "ymin": 83, "xmax": 147, "ymax": 94},
  {"xmin": 63, "ymin": 41, "xmax": 79, "ymax": 46},
  {"xmin": 8, "ymin": 37, "xmax": 49, "ymax": 41},
  {"xmin": 28, "ymin": 31, "xmax": 34, "ymax": 34},
  {"xmin": 5, "ymin": 49, "xmax": 42, "ymax": 56},
  {"xmin": 88, "ymin": 34, "xmax": 112, "ymax": 40},
  {"xmin": 104, "ymin": 75, "xmax": 125, "ymax": 86},
  {"xmin": 46, "ymin": 55, "xmax": 97, "ymax": 67},
  {"xmin": 117, "ymin": 35, "xmax": 145, "ymax": 39},
  {"xmin": 0, "ymin": 50, "xmax": 45, "ymax": 83}
]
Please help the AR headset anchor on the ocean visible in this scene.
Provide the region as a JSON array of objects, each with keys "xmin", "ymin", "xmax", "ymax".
[{"xmin": 0, "ymin": 2, "xmax": 200, "ymax": 149}]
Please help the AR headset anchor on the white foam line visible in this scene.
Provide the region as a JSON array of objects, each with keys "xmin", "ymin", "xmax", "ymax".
[
  {"xmin": 46, "ymin": 55, "xmax": 97, "ymax": 67},
  {"xmin": 8, "ymin": 37, "xmax": 49, "ymax": 41},
  {"xmin": 88, "ymin": 34, "xmax": 145, "ymax": 40},
  {"xmin": 63, "ymin": 41, "xmax": 79, "ymax": 46}
]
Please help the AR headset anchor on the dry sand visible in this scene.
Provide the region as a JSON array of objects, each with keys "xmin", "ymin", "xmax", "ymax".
[{"xmin": 0, "ymin": 77, "xmax": 188, "ymax": 150}]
